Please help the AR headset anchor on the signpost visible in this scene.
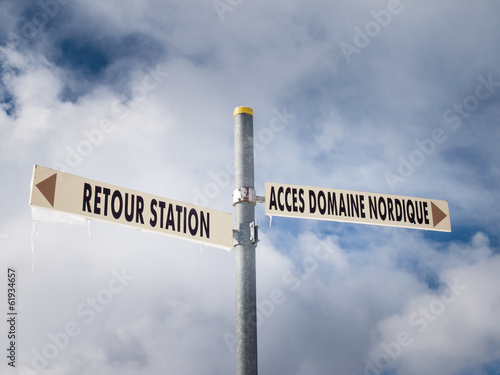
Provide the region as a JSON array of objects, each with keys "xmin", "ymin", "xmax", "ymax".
[
  {"xmin": 29, "ymin": 107, "xmax": 453, "ymax": 375},
  {"xmin": 264, "ymin": 182, "xmax": 451, "ymax": 232},
  {"xmin": 30, "ymin": 165, "xmax": 234, "ymax": 250},
  {"xmin": 233, "ymin": 107, "xmax": 258, "ymax": 375}
]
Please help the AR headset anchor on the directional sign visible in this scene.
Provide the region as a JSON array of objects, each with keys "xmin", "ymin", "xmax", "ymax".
[
  {"xmin": 30, "ymin": 165, "xmax": 234, "ymax": 249},
  {"xmin": 265, "ymin": 182, "xmax": 451, "ymax": 232}
]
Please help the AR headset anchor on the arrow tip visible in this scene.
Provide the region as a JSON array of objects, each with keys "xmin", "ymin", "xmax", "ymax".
[
  {"xmin": 36, "ymin": 173, "xmax": 57, "ymax": 207},
  {"xmin": 431, "ymin": 201, "xmax": 447, "ymax": 227}
]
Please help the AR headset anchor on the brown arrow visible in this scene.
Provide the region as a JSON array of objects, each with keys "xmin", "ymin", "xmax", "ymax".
[
  {"xmin": 36, "ymin": 173, "xmax": 57, "ymax": 207},
  {"xmin": 431, "ymin": 202, "xmax": 447, "ymax": 227}
]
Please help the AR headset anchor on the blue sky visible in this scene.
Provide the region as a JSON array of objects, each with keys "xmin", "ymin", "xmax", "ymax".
[{"xmin": 1, "ymin": 1, "xmax": 500, "ymax": 374}]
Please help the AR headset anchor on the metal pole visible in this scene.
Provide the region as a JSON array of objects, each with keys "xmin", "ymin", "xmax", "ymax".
[{"xmin": 233, "ymin": 107, "xmax": 258, "ymax": 375}]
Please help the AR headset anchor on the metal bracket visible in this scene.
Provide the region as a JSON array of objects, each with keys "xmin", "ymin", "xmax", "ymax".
[
  {"xmin": 233, "ymin": 187, "xmax": 256, "ymax": 205},
  {"xmin": 232, "ymin": 222, "xmax": 259, "ymax": 247},
  {"xmin": 250, "ymin": 222, "xmax": 259, "ymax": 246}
]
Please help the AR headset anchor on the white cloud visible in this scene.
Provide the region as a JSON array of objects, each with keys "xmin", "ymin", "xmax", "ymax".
[{"xmin": 1, "ymin": 1, "xmax": 499, "ymax": 374}]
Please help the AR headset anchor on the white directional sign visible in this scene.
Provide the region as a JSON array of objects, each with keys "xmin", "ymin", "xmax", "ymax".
[
  {"xmin": 265, "ymin": 182, "xmax": 451, "ymax": 232},
  {"xmin": 30, "ymin": 165, "xmax": 234, "ymax": 249}
]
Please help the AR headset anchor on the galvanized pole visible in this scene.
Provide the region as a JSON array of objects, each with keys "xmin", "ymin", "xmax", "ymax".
[{"xmin": 233, "ymin": 107, "xmax": 258, "ymax": 375}]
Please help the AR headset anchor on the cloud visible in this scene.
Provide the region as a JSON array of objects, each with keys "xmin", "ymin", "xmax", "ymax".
[
  {"xmin": 368, "ymin": 232, "xmax": 500, "ymax": 375},
  {"xmin": 1, "ymin": 1, "xmax": 499, "ymax": 374}
]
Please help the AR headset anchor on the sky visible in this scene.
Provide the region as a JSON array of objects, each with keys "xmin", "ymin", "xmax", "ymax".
[{"xmin": 1, "ymin": 0, "xmax": 500, "ymax": 374}]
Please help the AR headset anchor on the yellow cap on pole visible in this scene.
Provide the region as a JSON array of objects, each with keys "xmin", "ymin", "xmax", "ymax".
[{"xmin": 233, "ymin": 106, "xmax": 254, "ymax": 118}]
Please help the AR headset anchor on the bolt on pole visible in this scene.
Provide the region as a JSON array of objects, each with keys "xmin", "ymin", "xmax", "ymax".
[{"xmin": 233, "ymin": 106, "xmax": 258, "ymax": 375}]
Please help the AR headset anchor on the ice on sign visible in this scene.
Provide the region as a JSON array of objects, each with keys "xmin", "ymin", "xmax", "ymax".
[{"xmin": 30, "ymin": 165, "xmax": 234, "ymax": 250}]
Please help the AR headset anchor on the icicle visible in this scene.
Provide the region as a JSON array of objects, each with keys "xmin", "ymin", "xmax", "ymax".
[
  {"xmin": 268, "ymin": 215, "xmax": 273, "ymax": 228},
  {"xmin": 30, "ymin": 221, "xmax": 39, "ymax": 274},
  {"xmin": 86, "ymin": 219, "xmax": 92, "ymax": 239}
]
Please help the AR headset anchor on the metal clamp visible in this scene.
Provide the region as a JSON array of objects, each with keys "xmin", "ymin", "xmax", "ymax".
[
  {"xmin": 233, "ymin": 187, "xmax": 257, "ymax": 205},
  {"xmin": 250, "ymin": 222, "xmax": 259, "ymax": 246},
  {"xmin": 232, "ymin": 222, "xmax": 259, "ymax": 246}
]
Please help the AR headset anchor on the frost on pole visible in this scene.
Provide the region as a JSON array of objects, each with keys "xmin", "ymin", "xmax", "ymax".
[
  {"xmin": 29, "ymin": 165, "xmax": 234, "ymax": 250},
  {"xmin": 265, "ymin": 182, "xmax": 451, "ymax": 232}
]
